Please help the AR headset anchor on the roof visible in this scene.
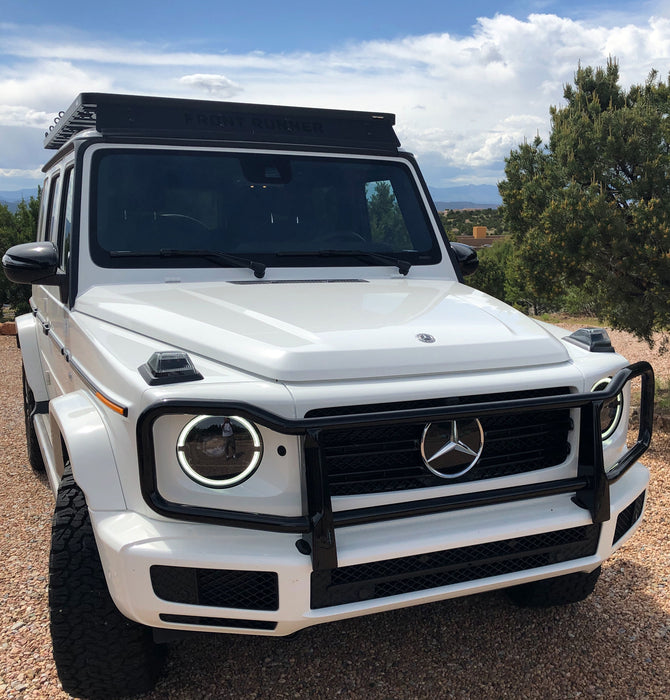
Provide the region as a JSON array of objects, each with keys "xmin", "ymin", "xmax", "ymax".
[{"xmin": 43, "ymin": 93, "xmax": 400, "ymax": 152}]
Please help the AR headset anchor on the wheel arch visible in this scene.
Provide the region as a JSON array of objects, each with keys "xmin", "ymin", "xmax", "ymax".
[
  {"xmin": 16, "ymin": 312, "xmax": 49, "ymax": 403},
  {"xmin": 48, "ymin": 390, "xmax": 126, "ymax": 510}
]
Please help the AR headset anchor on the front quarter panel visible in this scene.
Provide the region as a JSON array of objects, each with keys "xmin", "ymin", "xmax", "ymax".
[{"xmin": 48, "ymin": 390, "xmax": 126, "ymax": 510}]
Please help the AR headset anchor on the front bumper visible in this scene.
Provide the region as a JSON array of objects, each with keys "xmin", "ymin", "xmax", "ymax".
[
  {"xmin": 93, "ymin": 462, "xmax": 648, "ymax": 635},
  {"xmin": 98, "ymin": 362, "xmax": 653, "ymax": 634}
]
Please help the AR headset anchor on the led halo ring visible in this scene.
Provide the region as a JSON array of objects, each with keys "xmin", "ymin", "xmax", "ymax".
[
  {"xmin": 591, "ymin": 377, "xmax": 624, "ymax": 441},
  {"xmin": 176, "ymin": 414, "xmax": 263, "ymax": 488}
]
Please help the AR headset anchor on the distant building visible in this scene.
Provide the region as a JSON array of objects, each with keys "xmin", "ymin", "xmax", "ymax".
[{"xmin": 455, "ymin": 234, "xmax": 509, "ymax": 250}]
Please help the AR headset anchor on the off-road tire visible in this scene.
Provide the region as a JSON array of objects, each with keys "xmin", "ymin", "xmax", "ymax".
[
  {"xmin": 506, "ymin": 566, "xmax": 602, "ymax": 608},
  {"xmin": 22, "ymin": 366, "xmax": 45, "ymax": 472},
  {"xmin": 49, "ymin": 468, "xmax": 164, "ymax": 698}
]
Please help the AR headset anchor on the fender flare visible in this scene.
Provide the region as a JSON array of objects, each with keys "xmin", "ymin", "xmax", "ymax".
[
  {"xmin": 49, "ymin": 390, "xmax": 126, "ymax": 511},
  {"xmin": 15, "ymin": 312, "xmax": 49, "ymax": 404}
]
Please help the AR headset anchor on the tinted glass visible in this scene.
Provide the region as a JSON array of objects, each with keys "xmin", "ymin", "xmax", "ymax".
[
  {"xmin": 91, "ymin": 150, "xmax": 440, "ymax": 268},
  {"xmin": 59, "ymin": 168, "xmax": 74, "ymax": 270},
  {"xmin": 45, "ymin": 174, "xmax": 61, "ymax": 243}
]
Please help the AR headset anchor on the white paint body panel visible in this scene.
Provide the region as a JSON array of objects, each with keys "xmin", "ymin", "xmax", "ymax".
[{"xmin": 74, "ymin": 279, "xmax": 570, "ymax": 382}]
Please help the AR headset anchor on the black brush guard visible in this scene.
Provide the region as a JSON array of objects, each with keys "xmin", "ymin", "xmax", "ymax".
[{"xmin": 137, "ymin": 362, "xmax": 654, "ymax": 573}]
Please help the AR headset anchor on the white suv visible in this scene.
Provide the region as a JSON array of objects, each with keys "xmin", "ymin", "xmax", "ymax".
[{"xmin": 3, "ymin": 93, "xmax": 655, "ymax": 698}]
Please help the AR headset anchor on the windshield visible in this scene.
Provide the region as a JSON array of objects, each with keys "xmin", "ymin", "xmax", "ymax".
[{"xmin": 90, "ymin": 149, "xmax": 441, "ymax": 269}]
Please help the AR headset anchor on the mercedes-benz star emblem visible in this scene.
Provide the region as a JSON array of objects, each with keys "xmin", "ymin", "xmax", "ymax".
[{"xmin": 421, "ymin": 419, "xmax": 484, "ymax": 478}]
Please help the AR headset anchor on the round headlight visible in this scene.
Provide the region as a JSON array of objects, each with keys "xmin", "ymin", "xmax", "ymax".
[
  {"xmin": 591, "ymin": 378, "xmax": 624, "ymax": 440},
  {"xmin": 177, "ymin": 415, "xmax": 263, "ymax": 488}
]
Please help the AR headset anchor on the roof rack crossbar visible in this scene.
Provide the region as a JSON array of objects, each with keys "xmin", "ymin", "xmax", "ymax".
[{"xmin": 43, "ymin": 93, "xmax": 400, "ymax": 152}]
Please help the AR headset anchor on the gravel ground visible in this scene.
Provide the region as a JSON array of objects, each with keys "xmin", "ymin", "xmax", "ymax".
[{"xmin": 1, "ymin": 328, "xmax": 668, "ymax": 700}]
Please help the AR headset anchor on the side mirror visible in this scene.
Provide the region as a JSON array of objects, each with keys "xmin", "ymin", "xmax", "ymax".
[
  {"xmin": 450, "ymin": 242, "xmax": 479, "ymax": 277},
  {"xmin": 2, "ymin": 241, "xmax": 61, "ymax": 285}
]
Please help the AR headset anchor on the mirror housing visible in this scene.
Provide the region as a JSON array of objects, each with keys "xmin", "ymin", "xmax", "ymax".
[
  {"xmin": 451, "ymin": 242, "xmax": 479, "ymax": 277},
  {"xmin": 2, "ymin": 241, "xmax": 62, "ymax": 285}
]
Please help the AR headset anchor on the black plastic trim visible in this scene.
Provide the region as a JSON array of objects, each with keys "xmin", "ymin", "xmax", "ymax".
[
  {"xmin": 139, "ymin": 351, "xmax": 204, "ymax": 386},
  {"xmin": 33, "ymin": 400, "xmax": 49, "ymax": 415},
  {"xmin": 138, "ymin": 363, "xmax": 204, "ymax": 386},
  {"xmin": 159, "ymin": 614, "xmax": 276, "ymax": 631},
  {"xmin": 565, "ymin": 327, "xmax": 615, "ymax": 353}
]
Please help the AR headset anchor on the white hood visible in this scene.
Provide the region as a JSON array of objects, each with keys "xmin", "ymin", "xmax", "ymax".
[{"xmin": 75, "ymin": 279, "xmax": 571, "ymax": 382}]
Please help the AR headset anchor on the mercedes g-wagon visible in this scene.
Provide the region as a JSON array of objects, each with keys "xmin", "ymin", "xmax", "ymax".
[{"xmin": 2, "ymin": 93, "xmax": 655, "ymax": 698}]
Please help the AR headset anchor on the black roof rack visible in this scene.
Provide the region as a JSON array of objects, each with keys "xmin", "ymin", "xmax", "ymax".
[{"xmin": 44, "ymin": 93, "xmax": 400, "ymax": 152}]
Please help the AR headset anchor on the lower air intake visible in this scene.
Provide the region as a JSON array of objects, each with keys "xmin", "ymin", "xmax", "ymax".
[
  {"xmin": 613, "ymin": 491, "xmax": 646, "ymax": 544},
  {"xmin": 151, "ymin": 566, "xmax": 279, "ymax": 611},
  {"xmin": 311, "ymin": 524, "xmax": 600, "ymax": 609}
]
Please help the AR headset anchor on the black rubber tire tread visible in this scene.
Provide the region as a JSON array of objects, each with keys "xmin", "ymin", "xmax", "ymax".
[
  {"xmin": 49, "ymin": 468, "xmax": 164, "ymax": 699},
  {"xmin": 506, "ymin": 566, "xmax": 602, "ymax": 608},
  {"xmin": 22, "ymin": 366, "xmax": 45, "ymax": 472}
]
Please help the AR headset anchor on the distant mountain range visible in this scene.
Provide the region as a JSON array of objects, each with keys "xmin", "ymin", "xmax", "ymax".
[
  {"xmin": 1, "ymin": 184, "xmax": 502, "ymax": 212},
  {"xmin": 0, "ymin": 189, "xmax": 39, "ymax": 212},
  {"xmin": 429, "ymin": 184, "xmax": 501, "ymax": 210}
]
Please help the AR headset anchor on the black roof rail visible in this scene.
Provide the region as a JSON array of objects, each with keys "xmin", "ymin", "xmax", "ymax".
[{"xmin": 43, "ymin": 93, "xmax": 401, "ymax": 152}]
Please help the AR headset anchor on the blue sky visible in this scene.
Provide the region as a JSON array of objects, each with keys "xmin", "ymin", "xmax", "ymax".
[
  {"xmin": 1, "ymin": 0, "xmax": 669, "ymax": 192},
  {"xmin": 1, "ymin": 0, "xmax": 658, "ymax": 52}
]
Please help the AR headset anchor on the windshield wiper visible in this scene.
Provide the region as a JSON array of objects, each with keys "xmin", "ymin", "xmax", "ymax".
[
  {"xmin": 277, "ymin": 250, "xmax": 411, "ymax": 276},
  {"xmin": 109, "ymin": 248, "xmax": 266, "ymax": 278}
]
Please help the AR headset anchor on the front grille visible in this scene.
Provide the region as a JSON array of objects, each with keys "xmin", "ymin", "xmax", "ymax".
[
  {"xmin": 613, "ymin": 491, "xmax": 646, "ymax": 544},
  {"xmin": 151, "ymin": 566, "xmax": 279, "ymax": 611},
  {"xmin": 308, "ymin": 389, "xmax": 573, "ymax": 496},
  {"xmin": 311, "ymin": 524, "xmax": 600, "ymax": 608}
]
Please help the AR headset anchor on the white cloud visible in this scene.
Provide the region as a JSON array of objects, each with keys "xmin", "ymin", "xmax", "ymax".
[
  {"xmin": 0, "ymin": 59, "xmax": 115, "ymax": 112},
  {"xmin": 0, "ymin": 167, "xmax": 43, "ymax": 179},
  {"xmin": 178, "ymin": 74, "xmax": 242, "ymax": 97},
  {"xmin": 0, "ymin": 106, "xmax": 52, "ymax": 127},
  {"xmin": 1, "ymin": 12, "xmax": 670, "ymax": 189},
  {"xmin": 465, "ymin": 114, "xmax": 547, "ymax": 168}
]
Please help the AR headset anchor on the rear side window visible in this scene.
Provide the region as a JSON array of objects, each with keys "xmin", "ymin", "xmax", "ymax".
[
  {"xmin": 44, "ymin": 174, "xmax": 61, "ymax": 243},
  {"xmin": 58, "ymin": 168, "xmax": 74, "ymax": 270},
  {"xmin": 36, "ymin": 178, "xmax": 49, "ymax": 241}
]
